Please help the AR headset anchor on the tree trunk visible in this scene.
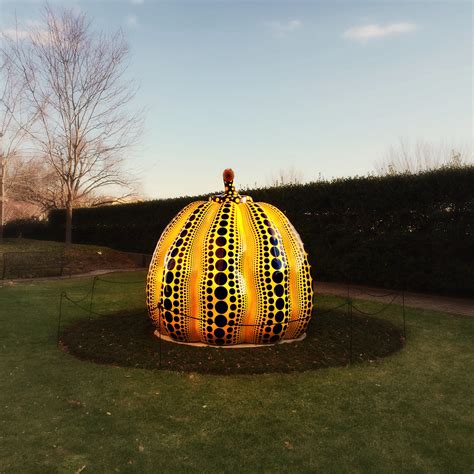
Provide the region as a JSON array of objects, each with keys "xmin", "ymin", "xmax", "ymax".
[
  {"xmin": 0, "ymin": 159, "xmax": 5, "ymax": 244},
  {"xmin": 65, "ymin": 199, "xmax": 73, "ymax": 246}
]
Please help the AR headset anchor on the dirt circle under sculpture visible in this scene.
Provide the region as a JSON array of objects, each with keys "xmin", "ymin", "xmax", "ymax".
[{"xmin": 60, "ymin": 309, "xmax": 405, "ymax": 375}]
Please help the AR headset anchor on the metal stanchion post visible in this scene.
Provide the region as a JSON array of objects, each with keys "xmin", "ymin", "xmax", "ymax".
[
  {"xmin": 158, "ymin": 305, "xmax": 162, "ymax": 369},
  {"xmin": 402, "ymin": 289, "xmax": 406, "ymax": 339},
  {"xmin": 57, "ymin": 292, "xmax": 65, "ymax": 346},
  {"xmin": 60, "ymin": 251, "xmax": 64, "ymax": 277},
  {"xmin": 348, "ymin": 298, "xmax": 353, "ymax": 365},
  {"xmin": 88, "ymin": 276, "xmax": 98, "ymax": 321}
]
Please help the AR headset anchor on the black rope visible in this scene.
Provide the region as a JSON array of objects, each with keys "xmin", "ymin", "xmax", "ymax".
[
  {"xmin": 61, "ymin": 286, "xmax": 95, "ymax": 304},
  {"xmin": 315, "ymin": 302, "xmax": 348, "ymax": 316},
  {"xmin": 56, "ymin": 273, "xmax": 145, "ymax": 346},
  {"xmin": 62, "ymin": 297, "xmax": 347, "ymax": 329},
  {"xmin": 63, "ymin": 294, "xmax": 145, "ymax": 318},
  {"xmin": 62, "ymin": 294, "xmax": 104, "ymax": 315},
  {"xmin": 351, "ymin": 294, "xmax": 399, "ymax": 316},
  {"xmin": 352, "ymin": 290, "xmax": 399, "ymax": 298}
]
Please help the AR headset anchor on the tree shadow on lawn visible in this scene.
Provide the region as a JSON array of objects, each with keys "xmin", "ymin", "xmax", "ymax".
[{"xmin": 60, "ymin": 309, "xmax": 405, "ymax": 375}]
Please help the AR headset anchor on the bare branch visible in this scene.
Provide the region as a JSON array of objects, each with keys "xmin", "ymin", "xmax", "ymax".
[
  {"xmin": 375, "ymin": 138, "xmax": 473, "ymax": 175},
  {"xmin": 1, "ymin": 4, "xmax": 144, "ymax": 243}
]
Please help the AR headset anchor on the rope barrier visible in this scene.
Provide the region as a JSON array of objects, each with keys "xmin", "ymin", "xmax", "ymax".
[
  {"xmin": 352, "ymin": 290, "xmax": 399, "ymax": 298},
  {"xmin": 155, "ymin": 297, "xmax": 398, "ymax": 328},
  {"xmin": 59, "ymin": 295, "xmax": 399, "ymax": 327},
  {"xmin": 351, "ymin": 294, "xmax": 399, "ymax": 316},
  {"xmin": 315, "ymin": 302, "xmax": 348, "ymax": 316},
  {"xmin": 60, "ymin": 287, "xmax": 95, "ymax": 304},
  {"xmin": 55, "ymin": 272, "xmax": 407, "ymax": 362},
  {"xmin": 1, "ymin": 250, "xmax": 69, "ymax": 280},
  {"xmin": 62, "ymin": 294, "xmax": 103, "ymax": 316},
  {"xmin": 62, "ymin": 293, "xmax": 145, "ymax": 318}
]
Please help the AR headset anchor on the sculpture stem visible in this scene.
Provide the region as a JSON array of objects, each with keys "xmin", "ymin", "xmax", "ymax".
[{"xmin": 223, "ymin": 168, "xmax": 236, "ymax": 196}]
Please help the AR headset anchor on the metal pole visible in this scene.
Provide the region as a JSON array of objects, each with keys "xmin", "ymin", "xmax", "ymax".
[
  {"xmin": 59, "ymin": 249, "xmax": 65, "ymax": 276},
  {"xmin": 57, "ymin": 292, "xmax": 65, "ymax": 345},
  {"xmin": 402, "ymin": 289, "xmax": 406, "ymax": 339},
  {"xmin": 348, "ymin": 299, "xmax": 353, "ymax": 365},
  {"xmin": 88, "ymin": 276, "xmax": 98, "ymax": 321},
  {"xmin": 158, "ymin": 304, "xmax": 162, "ymax": 369}
]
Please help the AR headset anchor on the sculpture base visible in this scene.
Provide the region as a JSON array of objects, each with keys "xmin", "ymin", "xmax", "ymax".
[{"xmin": 153, "ymin": 330, "xmax": 306, "ymax": 348}]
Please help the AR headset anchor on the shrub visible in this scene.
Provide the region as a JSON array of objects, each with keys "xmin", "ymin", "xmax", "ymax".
[
  {"xmin": 3, "ymin": 218, "xmax": 50, "ymax": 240},
  {"xmin": 27, "ymin": 167, "xmax": 474, "ymax": 295}
]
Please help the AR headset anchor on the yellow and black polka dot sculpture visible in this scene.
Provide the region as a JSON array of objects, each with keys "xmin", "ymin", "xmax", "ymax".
[{"xmin": 146, "ymin": 169, "xmax": 313, "ymax": 346}]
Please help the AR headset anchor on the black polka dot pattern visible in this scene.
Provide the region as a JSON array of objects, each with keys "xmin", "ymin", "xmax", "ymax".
[
  {"xmin": 146, "ymin": 170, "xmax": 313, "ymax": 346},
  {"xmin": 199, "ymin": 200, "xmax": 245, "ymax": 345},
  {"xmin": 258, "ymin": 203, "xmax": 313, "ymax": 340},
  {"xmin": 146, "ymin": 201, "xmax": 203, "ymax": 329}
]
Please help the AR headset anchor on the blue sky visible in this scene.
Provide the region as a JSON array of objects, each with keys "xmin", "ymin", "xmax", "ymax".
[{"xmin": 1, "ymin": 0, "xmax": 472, "ymax": 198}]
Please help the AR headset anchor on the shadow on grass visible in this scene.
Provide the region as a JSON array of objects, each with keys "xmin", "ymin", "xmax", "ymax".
[{"xmin": 60, "ymin": 308, "xmax": 405, "ymax": 375}]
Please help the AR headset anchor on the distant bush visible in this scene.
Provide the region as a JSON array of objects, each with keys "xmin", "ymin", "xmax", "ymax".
[{"xmin": 19, "ymin": 167, "xmax": 474, "ymax": 295}]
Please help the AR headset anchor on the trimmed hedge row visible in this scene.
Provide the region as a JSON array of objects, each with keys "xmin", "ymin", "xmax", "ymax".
[
  {"xmin": 7, "ymin": 167, "xmax": 474, "ymax": 295},
  {"xmin": 3, "ymin": 218, "xmax": 50, "ymax": 240}
]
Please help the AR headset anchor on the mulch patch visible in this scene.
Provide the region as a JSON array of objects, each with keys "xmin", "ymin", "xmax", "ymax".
[{"xmin": 60, "ymin": 309, "xmax": 405, "ymax": 375}]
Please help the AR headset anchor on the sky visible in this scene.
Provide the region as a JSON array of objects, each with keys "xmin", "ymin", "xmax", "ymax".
[{"xmin": 0, "ymin": 0, "xmax": 472, "ymax": 199}]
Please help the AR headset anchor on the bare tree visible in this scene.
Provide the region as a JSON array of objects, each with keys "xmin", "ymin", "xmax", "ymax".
[
  {"xmin": 8, "ymin": 157, "xmax": 62, "ymax": 212},
  {"xmin": 269, "ymin": 165, "xmax": 304, "ymax": 187},
  {"xmin": 10, "ymin": 155, "xmax": 141, "ymax": 213},
  {"xmin": 2, "ymin": 5, "xmax": 142, "ymax": 244},
  {"xmin": 0, "ymin": 52, "xmax": 37, "ymax": 242},
  {"xmin": 375, "ymin": 138, "xmax": 473, "ymax": 176}
]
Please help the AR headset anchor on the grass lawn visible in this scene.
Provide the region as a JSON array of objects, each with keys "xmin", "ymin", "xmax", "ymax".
[
  {"xmin": 0, "ymin": 270, "xmax": 472, "ymax": 472},
  {"xmin": 0, "ymin": 238, "xmax": 140, "ymax": 278}
]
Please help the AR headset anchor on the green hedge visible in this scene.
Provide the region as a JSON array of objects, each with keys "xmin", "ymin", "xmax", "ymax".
[
  {"xmin": 4, "ymin": 218, "xmax": 50, "ymax": 240},
  {"xmin": 21, "ymin": 167, "xmax": 474, "ymax": 295}
]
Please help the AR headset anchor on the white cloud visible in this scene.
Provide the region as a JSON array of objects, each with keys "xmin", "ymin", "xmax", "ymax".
[
  {"xmin": 1, "ymin": 19, "xmax": 37, "ymax": 40},
  {"xmin": 343, "ymin": 22, "xmax": 417, "ymax": 42},
  {"xmin": 1, "ymin": 28, "xmax": 30, "ymax": 40},
  {"xmin": 126, "ymin": 15, "xmax": 139, "ymax": 28},
  {"xmin": 266, "ymin": 19, "xmax": 302, "ymax": 37},
  {"xmin": 1, "ymin": 20, "xmax": 49, "ymax": 43}
]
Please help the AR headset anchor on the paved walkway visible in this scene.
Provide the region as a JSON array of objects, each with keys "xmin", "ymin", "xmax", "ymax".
[
  {"xmin": 1, "ymin": 268, "xmax": 472, "ymax": 317},
  {"xmin": 315, "ymin": 281, "xmax": 474, "ymax": 317},
  {"xmin": 0, "ymin": 267, "xmax": 144, "ymax": 284}
]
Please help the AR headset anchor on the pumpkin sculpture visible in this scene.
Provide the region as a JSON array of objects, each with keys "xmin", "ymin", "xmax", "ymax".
[{"xmin": 146, "ymin": 169, "xmax": 313, "ymax": 346}]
